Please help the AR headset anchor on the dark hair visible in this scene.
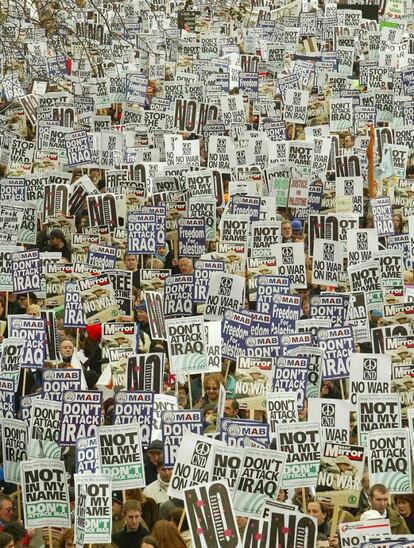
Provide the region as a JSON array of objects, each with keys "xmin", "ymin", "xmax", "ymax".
[
  {"xmin": 0, "ymin": 532, "xmax": 13, "ymax": 548},
  {"xmin": 394, "ymin": 494, "xmax": 414, "ymax": 509},
  {"xmin": 58, "ymin": 528, "xmax": 74, "ymax": 548},
  {"xmin": 4, "ymin": 521, "xmax": 26, "ymax": 541},
  {"xmin": 369, "ymin": 484, "xmax": 389, "ymax": 498}
]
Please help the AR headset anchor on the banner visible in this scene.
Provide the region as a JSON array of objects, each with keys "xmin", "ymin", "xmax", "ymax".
[
  {"xmin": 60, "ymin": 390, "xmax": 102, "ymax": 446},
  {"xmin": 276, "ymin": 422, "xmax": 320, "ymax": 488},
  {"xmin": 21, "ymin": 459, "xmax": 70, "ymax": 528},
  {"xmin": 97, "ymin": 423, "xmax": 145, "ymax": 489},
  {"xmin": 2, "ymin": 418, "xmax": 27, "ymax": 484},
  {"xmin": 368, "ymin": 428, "xmax": 411, "ymax": 493}
]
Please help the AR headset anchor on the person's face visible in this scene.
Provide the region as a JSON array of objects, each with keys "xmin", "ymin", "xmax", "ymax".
[
  {"xmin": 396, "ymin": 498, "xmax": 411, "ymax": 517},
  {"xmin": 224, "ymin": 400, "xmax": 236, "ymax": 417},
  {"xmin": 148, "ymin": 451, "xmax": 162, "ymax": 465},
  {"xmin": 158, "ymin": 465, "xmax": 173, "ymax": 483},
  {"xmin": 393, "ymin": 214, "xmax": 402, "ymax": 230},
  {"xmin": 178, "ymin": 388, "xmax": 187, "ymax": 404},
  {"xmin": 124, "ymin": 255, "xmax": 138, "ymax": 271},
  {"xmin": 60, "ymin": 340, "xmax": 74, "ymax": 358},
  {"xmin": 370, "ymin": 490, "xmax": 388, "ymax": 514},
  {"xmin": 49, "ymin": 236, "xmax": 59, "ymax": 247},
  {"xmin": 179, "ymin": 258, "xmax": 193, "ymax": 274},
  {"xmin": 141, "ymin": 543, "xmax": 154, "ymax": 548},
  {"xmin": 0, "ymin": 499, "xmax": 13, "ymax": 522},
  {"xmin": 338, "ymin": 463, "xmax": 350, "ymax": 472},
  {"xmin": 205, "ymin": 409, "xmax": 217, "ymax": 423},
  {"xmin": 344, "ymin": 135, "xmax": 354, "ymax": 148},
  {"xmin": 205, "ymin": 382, "xmax": 219, "ymax": 401},
  {"xmin": 281, "ymin": 223, "xmax": 292, "ymax": 238},
  {"xmin": 137, "ymin": 310, "xmax": 148, "ymax": 323},
  {"xmin": 307, "ymin": 502, "xmax": 326, "ymax": 525},
  {"xmin": 124, "ymin": 509, "xmax": 141, "ymax": 531}
]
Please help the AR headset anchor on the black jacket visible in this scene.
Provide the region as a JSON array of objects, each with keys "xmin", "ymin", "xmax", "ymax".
[{"xmin": 112, "ymin": 525, "xmax": 149, "ymax": 548}]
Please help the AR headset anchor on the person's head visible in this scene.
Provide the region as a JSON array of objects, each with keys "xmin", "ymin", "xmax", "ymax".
[
  {"xmin": 58, "ymin": 528, "xmax": 75, "ymax": 548},
  {"xmin": 3, "ymin": 522, "xmax": 26, "ymax": 548},
  {"xmin": 307, "ymin": 501, "xmax": 327, "ymax": 525},
  {"xmin": 157, "ymin": 456, "xmax": 173, "ymax": 483},
  {"xmin": 0, "ymin": 495, "xmax": 13, "ymax": 524},
  {"xmin": 394, "ymin": 494, "xmax": 414, "ymax": 517},
  {"xmin": 203, "ymin": 373, "xmax": 224, "ymax": 403},
  {"xmin": 147, "ymin": 440, "xmax": 162, "ymax": 465},
  {"xmin": 27, "ymin": 304, "xmax": 41, "ymax": 317},
  {"xmin": 136, "ymin": 302, "xmax": 148, "ymax": 324},
  {"xmin": 48, "ymin": 229, "xmax": 66, "ymax": 249},
  {"xmin": 224, "ymin": 399, "xmax": 239, "ymax": 417},
  {"xmin": 151, "ymin": 520, "xmax": 187, "ymax": 548},
  {"xmin": 59, "ymin": 338, "xmax": 74, "ymax": 361},
  {"xmin": 122, "ymin": 499, "xmax": 142, "ymax": 532},
  {"xmin": 393, "ymin": 212, "xmax": 403, "ymax": 232},
  {"xmin": 369, "ymin": 484, "xmax": 389, "ymax": 514},
  {"xmin": 0, "ymin": 532, "xmax": 14, "ymax": 548},
  {"xmin": 112, "ymin": 492, "xmax": 123, "ymax": 518},
  {"xmin": 343, "ymin": 133, "xmax": 354, "ymax": 148},
  {"xmin": 177, "ymin": 384, "xmax": 188, "ymax": 406},
  {"xmin": 140, "ymin": 535, "xmax": 159, "ymax": 548},
  {"xmin": 124, "ymin": 254, "xmax": 138, "ymax": 271},
  {"xmin": 281, "ymin": 220, "xmax": 292, "ymax": 240},
  {"xmin": 178, "ymin": 258, "xmax": 193, "ymax": 274},
  {"xmin": 170, "ymin": 508, "xmax": 188, "ymax": 532}
]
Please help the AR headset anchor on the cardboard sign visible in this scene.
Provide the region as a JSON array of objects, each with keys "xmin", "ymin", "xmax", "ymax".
[
  {"xmin": 318, "ymin": 326, "xmax": 355, "ymax": 379},
  {"xmin": 272, "ymin": 242, "xmax": 307, "ymax": 289},
  {"xmin": 272, "ymin": 356, "xmax": 308, "ymax": 410},
  {"xmin": 76, "ymin": 437, "xmax": 99, "ymax": 474},
  {"xmin": 346, "ymin": 292, "xmax": 370, "ymax": 344},
  {"xmin": 21, "ymin": 459, "xmax": 70, "ymax": 528},
  {"xmin": 113, "ymin": 390, "xmax": 154, "ymax": 448},
  {"xmin": 146, "ymin": 290, "xmax": 167, "ymax": 340},
  {"xmin": 349, "ymin": 353, "xmax": 391, "ymax": 410},
  {"xmin": 339, "ymin": 520, "xmax": 391, "ymax": 548},
  {"xmin": 63, "ymin": 282, "xmax": 85, "ymax": 328},
  {"xmin": 9, "ymin": 317, "xmax": 46, "ymax": 369},
  {"xmin": 127, "ymin": 212, "xmax": 157, "ymax": 254},
  {"xmin": 168, "ymin": 432, "xmax": 217, "ymax": 499},
  {"xmin": 74, "ymin": 474, "xmax": 112, "ymax": 543},
  {"xmin": 28, "ymin": 398, "xmax": 61, "ymax": 459},
  {"xmin": 276, "ymin": 422, "xmax": 320, "ymax": 488},
  {"xmin": 77, "ymin": 273, "xmax": 119, "ymax": 325},
  {"xmin": 193, "ymin": 260, "xmax": 225, "ymax": 303},
  {"xmin": 42, "ymin": 369, "xmax": 82, "ymax": 401},
  {"xmin": 11, "ymin": 249, "xmax": 41, "ymax": 293},
  {"xmin": 97, "ymin": 423, "xmax": 145, "ymax": 489},
  {"xmin": 64, "ymin": 129, "xmax": 92, "ymax": 166},
  {"xmin": 233, "ymin": 447, "xmax": 286, "ymax": 518},
  {"xmin": 179, "ymin": 217, "xmax": 207, "ymax": 257},
  {"xmin": 256, "ymin": 275, "xmax": 291, "ymax": 314},
  {"xmin": 164, "ymin": 274, "xmax": 194, "ymax": 318},
  {"xmin": 371, "ymin": 197, "xmax": 395, "ymax": 237},
  {"xmin": 368, "ymin": 428, "xmax": 411, "ymax": 493},
  {"xmin": 2, "ymin": 418, "xmax": 27, "ymax": 484},
  {"xmin": 316, "ymin": 442, "xmax": 364, "ymax": 507},
  {"xmin": 161, "ymin": 410, "xmax": 204, "ymax": 467},
  {"xmin": 184, "ymin": 481, "xmax": 241, "ymax": 548},
  {"xmin": 127, "ymin": 353, "xmax": 164, "ymax": 393},
  {"xmin": 267, "ymin": 392, "xmax": 298, "ymax": 437},
  {"xmin": 312, "ymin": 239, "xmax": 343, "ymax": 287},
  {"xmin": 0, "ymin": 246, "xmax": 23, "ymax": 291},
  {"xmin": 60, "ymin": 390, "xmax": 102, "ymax": 446},
  {"xmin": 357, "ymin": 394, "xmax": 401, "ymax": 446},
  {"xmin": 220, "ymin": 418, "xmax": 269, "ymax": 447},
  {"xmin": 211, "ymin": 445, "xmax": 243, "ymax": 495},
  {"xmin": 204, "ymin": 272, "xmax": 245, "ymax": 321},
  {"xmin": 308, "ymin": 398, "xmax": 349, "ymax": 444},
  {"xmin": 166, "ymin": 316, "xmax": 208, "ymax": 374}
]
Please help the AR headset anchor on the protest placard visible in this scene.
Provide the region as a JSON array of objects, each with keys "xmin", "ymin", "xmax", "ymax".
[
  {"xmin": 168, "ymin": 432, "xmax": 217, "ymax": 499},
  {"xmin": 9, "ymin": 317, "xmax": 46, "ymax": 369},
  {"xmin": 0, "ymin": 337, "xmax": 24, "ymax": 389},
  {"xmin": 11, "ymin": 249, "xmax": 41, "ymax": 293},
  {"xmin": 76, "ymin": 437, "xmax": 99, "ymax": 475},
  {"xmin": 312, "ymin": 239, "xmax": 343, "ymax": 287},
  {"xmin": 272, "ymin": 356, "xmax": 308, "ymax": 410},
  {"xmin": 161, "ymin": 410, "xmax": 204, "ymax": 468},
  {"xmin": 21, "ymin": 459, "xmax": 70, "ymax": 528},
  {"xmin": 77, "ymin": 273, "xmax": 119, "ymax": 325},
  {"xmin": 318, "ymin": 326, "xmax": 355, "ymax": 379},
  {"xmin": 371, "ymin": 197, "xmax": 395, "ymax": 237},
  {"xmin": 220, "ymin": 418, "xmax": 270, "ymax": 447},
  {"xmin": 316, "ymin": 442, "xmax": 365, "ymax": 507},
  {"xmin": 42, "ymin": 369, "xmax": 82, "ymax": 401},
  {"xmin": 233, "ymin": 447, "xmax": 286, "ymax": 518},
  {"xmin": 113, "ymin": 390, "xmax": 154, "ymax": 448},
  {"xmin": 368, "ymin": 429, "xmax": 411, "ymax": 493},
  {"xmin": 272, "ymin": 242, "xmax": 307, "ymax": 289},
  {"xmin": 267, "ymin": 392, "xmax": 298, "ymax": 437},
  {"xmin": 349, "ymin": 353, "xmax": 392, "ymax": 410},
  {"xmin": 358, "ymin": 394, "xmax": 402, "ymax": 446},
  {"xmin": 210, "ymin": 444, "xmax": 243, "ymax": 494},
  {"xmin": 166, "ymin": 316, "xmax": 207, "ymax": 374},
  {"xmin": 339, "ymin": 520, "xmax": 391, "ymax": 548},
  {"xmin": 276, "ymin": 422, "xmax": 320, "ymax": 488},
  {"xmin": 203, "ymin": 272, "xmax": 245, "ymax": 321},
  {"xmin": 164, "ymin": 274, "xmax": 194, "ymax": 318},
  {"xmin": 184, "ymin": 481, "xmax": 241, "ymax": 548},
  {"xmin": 1, "ymin": 418, "xmax": 27, "ymax": 484},
  {"xmin": 28, "ymin": 398, "xmax": 61, "ymax": 459},
  {"xmin": 179, "ymin": 217, "xmax": 206, "ymax": 257},
  {"xmin": 97, "ymin": 423, "xmax": 145, "ymax": 489},
  {"xmin": 308, "ymin": 398, "xmax": 350, "ymax": 444},
  {"xmin": 74, "ymin": 474, "xmax": 112, "ymax": 543},
  {"xmin": 64, "ymin": 129, "xmax": 92, "ymax": 166},
  {"xmin": 60, "ymin": 390, "xmax": 102, "ymax": 446},
  {"xmin": 127, "ymin": 212, "xmax": 157, "ymax": 254}
]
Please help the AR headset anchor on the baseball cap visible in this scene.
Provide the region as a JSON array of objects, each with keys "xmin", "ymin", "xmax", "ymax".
[{"xmin": 291, "ymin": 219, "xmax": 303, "ymax": 231}]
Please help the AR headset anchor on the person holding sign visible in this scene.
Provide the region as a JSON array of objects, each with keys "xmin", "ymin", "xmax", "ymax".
[
  {"xmin": 111, "ymin": 500, "xmax": 149, "ymax": 548},
  {"xmin": 356, "ymin": 484, "xmax": 410, "ymax": 535}
]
